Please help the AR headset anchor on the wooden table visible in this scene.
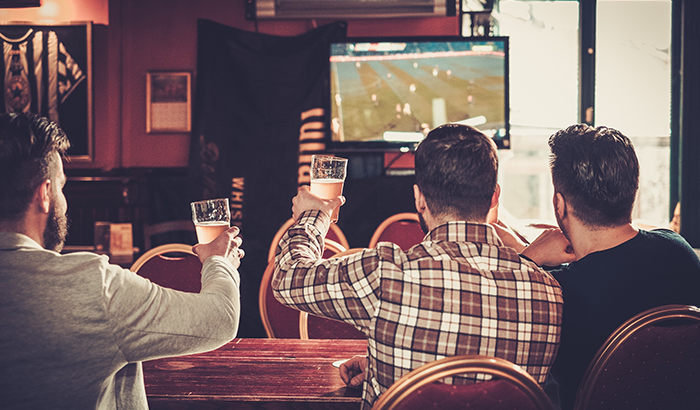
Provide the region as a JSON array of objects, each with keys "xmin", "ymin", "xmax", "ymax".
[{"xmin": 144, "ymin": 338, "xmax": 368, "ymax": 410}]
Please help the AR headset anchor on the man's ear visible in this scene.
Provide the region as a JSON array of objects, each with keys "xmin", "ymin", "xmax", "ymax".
[
  {"xmin": 554, "ymin": 192, "xmax": 567, "ymax": 220},
  {"xmin": 486, "ymin": 183, "xmax": 501, "ymax": 224},
  {"xmin": 490, "ymin": 183, "xmax": 501, "ymax": 210},
  {"xmin": 34, "ymin": 179, "xmax": 52, "ymax": 214},
  {"xmin": 413, "ymin": 184, "xmax": 426, "ymax": 213}
]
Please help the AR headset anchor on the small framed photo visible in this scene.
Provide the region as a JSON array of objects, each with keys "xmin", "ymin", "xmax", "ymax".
[{"xmin": 146, "ymin": 71, "xmax": 191, "ymax": 133}]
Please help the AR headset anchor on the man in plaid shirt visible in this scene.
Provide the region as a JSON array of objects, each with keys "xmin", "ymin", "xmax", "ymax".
[{"xmin": 273, "ymin": 124, "xmax": 564, "ymax": 409}]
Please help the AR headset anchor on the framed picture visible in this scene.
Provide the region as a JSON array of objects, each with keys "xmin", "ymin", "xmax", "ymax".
[
  {"xmin": 146, "ymin": 71, "xmax": 191, "ymax": 133},
  {"xmin": 0, "ymin": 21, "xmax": 93, "ymax": 161},
  {"xmin": 0, "ymin": 0, "xmax": 42, "ymax": 7}
]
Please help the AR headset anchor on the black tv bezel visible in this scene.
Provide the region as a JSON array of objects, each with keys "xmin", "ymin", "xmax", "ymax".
[{"xmin": 325, "ymin": 35, "xmax": 510, "ymax": 152}]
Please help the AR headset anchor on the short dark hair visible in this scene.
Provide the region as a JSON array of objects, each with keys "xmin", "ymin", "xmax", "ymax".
[
  {"xmin": 0, "ymin": 113, "xmax": 70, "ymax": 222},
  {"xmin": 548, "ymin": 124, "xmax": 639, "ymax": 227},
  {"xmin": 414, "ymin": 123, "xmax": 498, "ymax": 221}
]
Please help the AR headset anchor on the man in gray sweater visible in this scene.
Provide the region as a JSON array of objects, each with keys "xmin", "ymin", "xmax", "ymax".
[{"xmin": 0, "ymin": 113, "xmax": 243, "ymax": 409}]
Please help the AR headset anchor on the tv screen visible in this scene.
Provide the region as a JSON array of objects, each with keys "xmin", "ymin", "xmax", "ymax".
[{"xmin": 328, "ymin": 36, "xmax": 509, "ymax": 150}]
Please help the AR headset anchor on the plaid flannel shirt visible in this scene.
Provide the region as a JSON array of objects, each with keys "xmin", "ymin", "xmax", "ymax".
[{"xmin": 273, "ymin": 210, "xmax": 563, "ymax": 409}]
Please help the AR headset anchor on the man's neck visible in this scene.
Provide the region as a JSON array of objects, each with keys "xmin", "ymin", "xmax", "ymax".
[
  {"xmin": 568, "ymin": 221, "xmax": 638, "ymax": 260},
  {"xmin": 0, "ymin": 216, "xmax": 44, "ymax": 247},
  {"xmin": 424, "ymin": 211, "xmax": 486, "ymax": 232}
]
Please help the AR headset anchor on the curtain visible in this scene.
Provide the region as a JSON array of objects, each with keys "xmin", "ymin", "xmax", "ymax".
[{"xmin": 189, "ymin": 19, "xmax": 347, "ymax": 337}]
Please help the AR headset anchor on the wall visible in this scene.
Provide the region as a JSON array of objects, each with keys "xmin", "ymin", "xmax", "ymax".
[
  {"xmin": 115, "ymin": 0, "xmax": 458, "ymax": 168},
  {"xmin": 1, "ymin": 0, "xmax": 458, "ymax": 168},
  {"xmin": 0, "ymin": 0, "xmax": 108, "ymax": 24},
  {"xmin": 0, "ymin": 0, "xmax": 116, "ymax": 169},
  {"xmin": 106, "ymin": 0, "xmax": 459, "ymax": 167}
]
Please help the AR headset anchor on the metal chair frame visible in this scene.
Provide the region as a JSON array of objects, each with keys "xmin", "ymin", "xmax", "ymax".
[
  {"xmin": 574, "ymin": 304, "xmax": 700, "ymax": 410},
  {"xmin": 297, "ymin": 247, "xmax": 366, "ymax": 340},
  {"xmin": 259, "ymin": 259, "xmax": 300, "ymax": 338},
  {"xmin": 368, "ymin": 212, "xmax": 422, "ymax": 249},
  {"xmin": 130, "ymin": 243, "xmax": 195, "ymax": 272},
  {"xmin": 298, "ymin": 310, "xmax": 366, "ymax": 340},
  {"xmin": 143, "ymin": 220, "xmax": 196, "ymax": 251},
  {"xmin": 372, "ymin": 355, "xmax": 555, "ymax": 410},
  {"xmin": 268, "ymin": 218, "xmax": 350, "ymax": 262},
  {"xmin": 261, "ymin": 238, "xmax": 348, "ymax": 338}
]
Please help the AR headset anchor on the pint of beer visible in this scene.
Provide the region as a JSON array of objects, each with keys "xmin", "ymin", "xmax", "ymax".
[
  {"xmin": 190, "ymin": 198, "xmax": 230, "ymax": 244},
  {"xmin": 310, "ymin": 155, "xmax": 348, "ymax": 223}
]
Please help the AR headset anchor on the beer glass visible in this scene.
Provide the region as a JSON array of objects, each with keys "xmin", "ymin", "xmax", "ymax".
[
  {"xmin": 310, "ymin": 155, "xmax": 348, "ymax": 223},
  {"xmin": 190, "ymin": 198, "xmax": 230, "ymax": 244}
]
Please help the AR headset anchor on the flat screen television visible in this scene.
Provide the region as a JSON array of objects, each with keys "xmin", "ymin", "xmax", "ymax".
[{"xmin": 327, "ymin": 36, "xmax": 509, "ymax": 151}]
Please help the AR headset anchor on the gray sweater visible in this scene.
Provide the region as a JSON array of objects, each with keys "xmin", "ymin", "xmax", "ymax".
[{"xmin": 0, "ymin": 232, "xmax": 240, "ymax": 409}]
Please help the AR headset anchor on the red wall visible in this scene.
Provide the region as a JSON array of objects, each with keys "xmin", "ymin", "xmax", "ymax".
[{"xmin": 78, "ymin": 0, "xmax": 459, "ymax": 169}]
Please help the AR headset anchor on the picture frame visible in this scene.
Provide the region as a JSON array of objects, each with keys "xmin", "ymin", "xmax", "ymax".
[
  {"xmin": 0, "ymin": 21, "xmax": 93, "ymax": 161},
  {"xmin": 146, "ymin": 71, "xmax": 191, "ymax": 133},
  {"xmin": 0, "ymin": 0, "xmax": 42, "ymax": 8}
]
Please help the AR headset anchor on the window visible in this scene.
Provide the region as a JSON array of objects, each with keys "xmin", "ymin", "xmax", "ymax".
[
  {"xmin": 490, "ymin": 0, "xmax": 580, "ymax": 224},
  {"xmin": 461, "ymin": 0, "xmax": 672, "ymax": 229},
  {"xmin": 596, "ymin": 0, "xmax": 672, "ymax": 226}
]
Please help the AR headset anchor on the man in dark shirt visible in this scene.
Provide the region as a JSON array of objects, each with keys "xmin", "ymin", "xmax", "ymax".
[{"xmin": 520, "ymin": 124, "xmax": 700, "ymax": 410}]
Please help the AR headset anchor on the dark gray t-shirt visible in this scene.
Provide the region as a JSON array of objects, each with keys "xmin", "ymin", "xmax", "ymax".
[{"xmin": 549, "ymin": 229, "xmax": 700, "ymax": 410}]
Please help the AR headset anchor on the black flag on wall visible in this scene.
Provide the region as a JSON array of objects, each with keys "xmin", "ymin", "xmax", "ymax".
[{"xmin": 189, "ymin": 19, "xmax": 347, "ymax": 337}]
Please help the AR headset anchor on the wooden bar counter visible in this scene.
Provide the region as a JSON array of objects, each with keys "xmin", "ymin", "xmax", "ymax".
[{"xmin": 144, "ymin": 338, "xmax": 368, "ymax": 410}]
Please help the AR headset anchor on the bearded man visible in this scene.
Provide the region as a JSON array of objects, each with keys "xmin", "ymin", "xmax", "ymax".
[{"xmin": 0, "ymin": 113, "xmax": 244, "ymax": 409}]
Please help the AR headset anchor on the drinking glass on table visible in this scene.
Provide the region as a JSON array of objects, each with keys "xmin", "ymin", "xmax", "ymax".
[
  {"xmin": 310, "ymin": 155, "xmax": 348, "ymax": 223},
  {"xmin": 190, "ymin": 198, "xmax": 230, "ymax": 244}
]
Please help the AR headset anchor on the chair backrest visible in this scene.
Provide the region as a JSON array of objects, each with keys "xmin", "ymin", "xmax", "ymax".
[
  {"xmin": 260, "ymin": 237, "xmax": 349, "ymax": 338},
  {"xmin": 574, "ymin": 304, "xmax": 700, "ymax": 410},
  {"xmin": 259, "ymin": 259, "xmax": 302, "ymax": 338},
  {"xmin": 372, "ymin": 355, "xmax": 555, "ymax": 410},
  {"xmin": 330, "ymin": 247, "xmax": 364, "ymax": 259},
  {"xmin": 369, "ymin": 212, "xmax": 424, "ymax": 250},
  {"xmin": 299, "ymin": 311, "xmax": 367, "ymax": 340},
  {"xmin": 143, "ymin": 220, "xmax": 196, "ymax": 251},
  {"xmin": 298, "ymin": 246, "xmax": 368, "ymax": 340},
  {"xmin": 130, "ymin": 243, "xmax": 202, "ymax": 293},
  {"xmin": 328, "ymin": 223, "xmax": 350, "ymax": 250},
  {"xmin": 268, "ymin": 219, "xmax": 295, "ymax": 262},
  {"xmin": 267, "ymin": 218, "xmax": 351, "ymax": 262},
  {"xmin": 323, "ymin": 238, "xmax": 347, "ymax": 257}
]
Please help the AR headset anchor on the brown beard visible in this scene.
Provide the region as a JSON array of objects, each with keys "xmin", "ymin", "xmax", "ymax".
[
  {"xmin": 43, "ymin": 196, "xmax": 69, "ymax": 252},
  {"xmin": 417, "ymin": 212, "xmax": 429, "ymax": 235}
]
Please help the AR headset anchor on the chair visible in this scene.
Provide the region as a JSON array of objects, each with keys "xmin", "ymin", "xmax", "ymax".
[
  {"xmin": 143, "ymin": 220, "xmax": 197, "ymax": 251},
  {"xmin": 328, "ymin": 223, "xmax": 350, "ymax": 251},
  {"xmin": 330, "ymin": 247, "xmax": 364, "ymax": 259},
  {"xmin": 372, "ymin": 355, "xmax": 555, "ymax": 410},
  {"xmin": 259, "ymin": 238, "xmax": 347, "ymax": 338},
  {"xmin": 323, "ymin": 238, "xmax": 347, "ymax": 257},
  {"xmin": 267, "ymin": 218, "xmax": 350, "ymax": 261},
  {"xmin": 259, "ymin": 259, "xmax": 303, "ymax": 338},
  {"xmin": 299, "ymin": 311, "xmax": 367, "ymax": 340},
  {"xmin": 298, "ymin": 246, "xmax": 368, "ymax": 340},
  {"xmin": 130, "ymin": 243, "xmax": 202, "ymax": 293},
  {"xmin": 368, "ymin": 212, "xmax": 424, "ymax": 250},
  {"xmin": 574, "ymin": 304, "xmax": 700, "ymax": 410}
]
